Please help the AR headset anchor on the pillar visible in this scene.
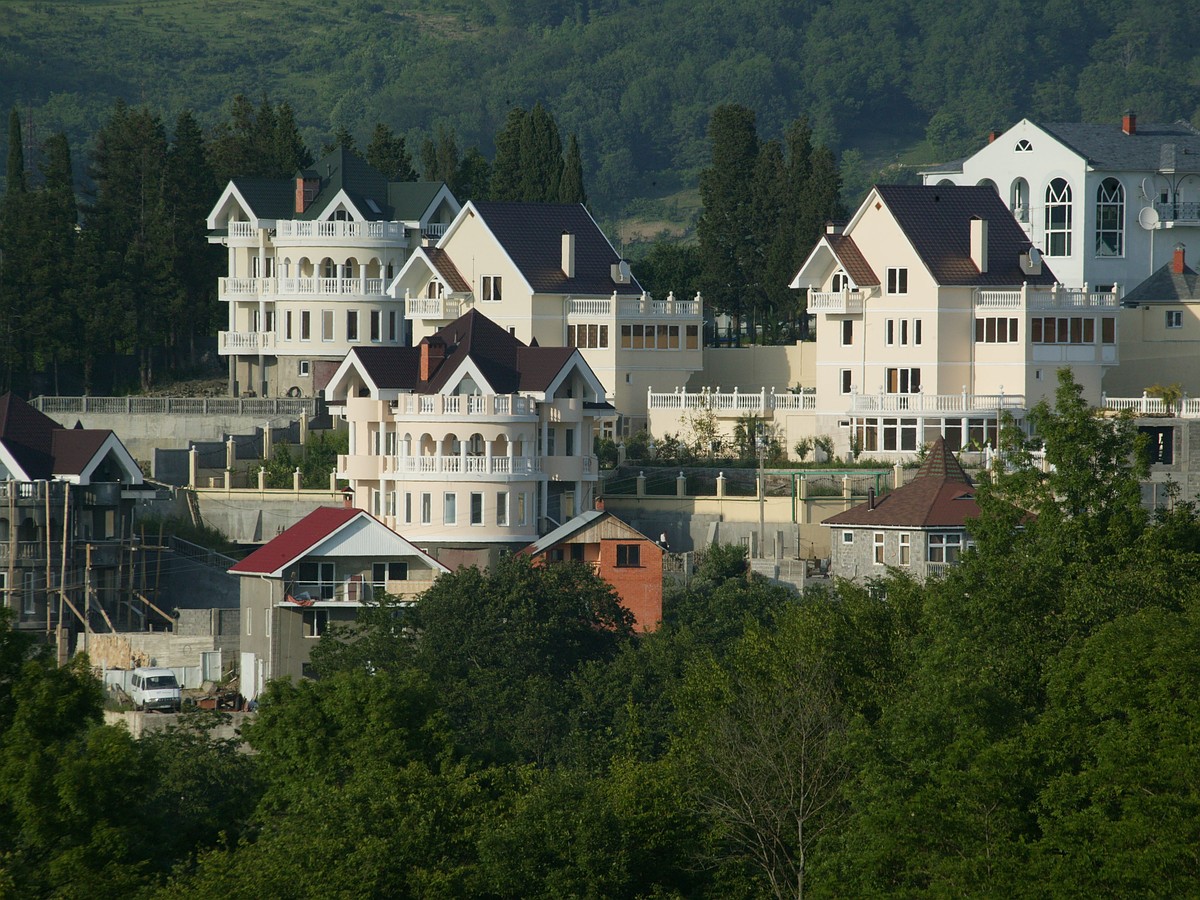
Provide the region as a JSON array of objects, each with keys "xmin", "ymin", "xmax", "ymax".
[
  {"xmin": 294, "ymin": 467, "xmax": 302, "ymax": 492},
  {"xmin": 716, "ymin": 472, "xmax": 726, "ymax": 498},
  {"xmin": 893, "ymin": 463, "xmax": 904, "ymax": 490},
  {"xmin": 188, "ymin": 448, "xmax": 198, "ymax": 489},
  {"xmin": 676, "ymin": 471, "xmax": 687, "ymax": 497},
  {"xmin": 637, "ymin": 471, "xmax": 646, "ymax": 497},
  {"xmin": 258, "ymin": 467, "xmax": 265, "ymax": 491}
]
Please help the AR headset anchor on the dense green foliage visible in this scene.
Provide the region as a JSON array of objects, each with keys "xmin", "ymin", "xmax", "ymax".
[
  {"xmin": 3, "ymin": 0, "xmax": 1194, "ymax": 217},
  {"xmin": 4, "ymin": 374, "xmax": 1200, "ymax": 896}
]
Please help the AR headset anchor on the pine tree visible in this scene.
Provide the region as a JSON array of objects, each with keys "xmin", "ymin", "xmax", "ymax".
[
  {"xmin": 272, "ymin": 102, "xmax": 312, "ymax": 176},
  {"xmin": 365, "ymin": 123, "xmax": 416, "ymax": 182},
  {"xmin": 455, "ymin": 146, "xmax": 491, "ymax": 201},
  {"xmin": 518, "ymin": 102, "xmax": 563, "ymax": 202},
  {"xmin": 420, "ymin": 124, "xmax": 460, "ymax": 188},
  {"xmin": 748, "ymin": 139, "xmax": 785, "ymax": 341},
  {"xmin": 323, "ymin": 124, "xmax": 356, "ymax": 155},
  {"xmin": 489, "ymin": 107, "xmax": 527, "ymax": 201},
  {"xmin": 29, "ymin": 132, "xmax": 77, "ymax": 390},
  {"xmin": 5, "ymin": 107, "xmax": 25, "ymax": 196},
  {"xmin": 559, "ymin": 133, "xmax": 587, "ymax": 205}
]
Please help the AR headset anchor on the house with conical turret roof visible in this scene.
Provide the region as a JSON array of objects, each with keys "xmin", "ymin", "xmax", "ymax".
[{"xmin": 823, "ymin": 437, "xmax": 979, "ymax": 582}]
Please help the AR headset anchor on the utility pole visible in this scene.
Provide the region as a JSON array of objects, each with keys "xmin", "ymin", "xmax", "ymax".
[
  {"xmin": 757, "ymin": 424, "xmax": 766, "ymax": 560},
  {"xmin": 83, "ymin": 543, "xmax": 91, "ymax": 655}
]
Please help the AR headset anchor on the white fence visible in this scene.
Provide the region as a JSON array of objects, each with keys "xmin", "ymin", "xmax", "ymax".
[{"xmin": 33, "ymin": 396, "xmax": 318, "ymax": 417}]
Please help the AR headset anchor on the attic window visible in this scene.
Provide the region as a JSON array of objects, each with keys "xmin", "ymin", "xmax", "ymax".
[
  {"xmin": 366, "ymin": 198, "xmax": 382, "ymax": 214},
  {"xmin": 1015, "ymin": 139, "xmax": 1033, "ymax": 152}
]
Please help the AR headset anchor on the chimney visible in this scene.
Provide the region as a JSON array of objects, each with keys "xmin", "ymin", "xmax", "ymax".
[
  {"xmin": 594, "ymin": 497, "xmax": 604, "ymax": 511},
  {"xmin": 825, "ymin": 221, "xmax": 844, "ymax": 236},
  {"xmin": 561, "ymin": 231, "xmax": 576, "ymax": 278},
  {"xmin": 342, "ymin": 488, "xmax": 354, "ymax": 509},
  {"xmin": 987, "ymin": 129, "xmax": 1001, "ymax": 143},
  {"xmin": 867, "ymin": 487, "xmax": 875, "ymax": 510},
  {"xmin": 1122, "ymin": 111, "xmax": 1137, "ymax": 135},
  {"xmin": 295, "ymin": 174, "xmax": 319, "ymax": 213},
  {"xmin": 419, "ymin": 335, "xmax": 446, "ymax": 382},
  {"xmin": 970, "ymin": 217, "xmax": 988, "ymax": 274},
  {"xmin": 1173, "ymin": 243, "xmax": 1186, "ymax": 274}
]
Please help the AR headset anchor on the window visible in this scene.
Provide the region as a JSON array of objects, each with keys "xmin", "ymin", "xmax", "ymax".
[
  {"xmin": 300, "ymin": 311, "xmax": 311, "ymax": 341},
  {"xmin": 914, "ymin": 319, "xmax": 922, "ymax": 345},
  {"xmin": 1011, "ymin": 178, "xmax": 1030, "ymax": 222},
  {"xmin": 497, "ymin": 491, "xmax": 509, "ymax": 527},
  {"xmin": 887, "ymin": 267, "xmax": 908, "ymax": 294},
  {"xmin": 928, "ymin": 533, "xmax": 963, "ymax": 564},
  {"xmin": 565, "ymin": 428, "xmax": 575, "ymax": 457},
  {"xmin": 388, "ymin": 310, "xmax": 397, "ymax": 342},
  {"xmin": 22, "ymin": 572, "xmax": 34, "ymax": 615},
  {"xmin": 1139, "ymin": 426, "xmax": 1174, "ymax": 465},
  {"xmin": 842, "ymin": 531, "xmax": 854, "ymax": 544},
  {"xmin": 900, "ymin": 319, "xmax": 909, "ymax": 345},
  {"xmin": 1032, "ymin": 317, "xmax": 1095, "ymax": 344},
  {"xmin": 975, "ymin": 317, "xmax": 1020, "ymax": 343},
  {"xmin": 686, "ymin": 324, "xmax": 699, "ymax": 349},
  {"xmin": 298, "ymin": 561, "xmax": 336, "ymax": 599},
  {"xmin": 404, "ymin": 492, "xmax": 412, "ymax": 524},
  {"xmin": 616, "ymin": 544, "xmax": 641, "ymax": 567},
  {"xmin": 1096, "ymin": 178, "xmax": 1124, "ymax": 257},
  {"xmin": 1166, "ymin": 310, "xmax": 1183, "ymax": 329},
  {"xmin": 299, "ymin": 360, "xmax": 310, "ymax": 377},
  {"xmin": 481, "ymin": 275, "xmax": 502, "ymax": 302},
  {"xmin": 873, "ymin": 532, "xmax": 885, "ymax": 565},
  {"xmin": 443, "ymin": 492, "xmax": 457, "ymax": 525},
  {"xmin": 284, "ymin": 311, "xmax": 293, "ymax": 341},
  {"xmin": 421, "ymin": 493, "xmax": 431, "ymax": 525},
  {"xmin": 885, "ymin": 368, "xmax": 921, "ymax": 393},
  {"xmin": 1045, "ymin": 178, "xmax": 1072, "ymax": 256},
  {"xmin": 346, "ymin": 310, "xmax": 359, "ymax": 342},
  {"xmin": 547, "ymin": 428, "xmax": 556, "ymax": 457},
  {"xmin": 370, "ymin": 310, "xmax": 381, "ymax": 342},
  {"xmin": 568, "ymin": 324, "xmax": 609, "ymax": 348},
  {"xmin": 264, "ymin": 311, "xmax": 275, "ymax": 333},
  {"xmin": 620, "ymin": 324, "xmax": 680, "ymax": 349},
  {"xmin": 841, "ymin": 369, "xmax": 853, "ymax": 394},
  {"xmin": 1015, "ymin": 139, "xmax": 1033, "ymax": 152},
  {"xmin": 321, "ymin": 309, "xmax": 334, "ymax": 341},
  {"xmin": 517, "ymin": 492, "xmax": 528, "ymax": 526},
  {"xmin": 898, "ymin": 533, "xmax": 910, "ymax": 567},
  {"xmin": 841, "ymin": 320, "xmax": 853, "ymax": 346},
  {"xmin": 831, "ymin": 271, "xmax": 849, "ymax": 292},
  {"xmin": 470, "ymin": 492, "xmax": 483, "ymax": 525},
  {"xmin": 302, "ymin": 610, "xmax": 329, "ymax": 638},
  {"xmin": 1101, "ymin": 317, "xmax": 1115, "ymax": 344},
  {"xmin": 885, "ymin": 319, "xmax": 894, "ymax": 345},
  {"xmin": 372, "ymin": 562, "xmax": 409, "ymax": 585}
]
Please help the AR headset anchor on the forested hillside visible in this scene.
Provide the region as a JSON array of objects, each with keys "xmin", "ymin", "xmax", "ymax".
[{"xmin": 2, "ymin": 0, "xmax": 1197, "ymax": 216}]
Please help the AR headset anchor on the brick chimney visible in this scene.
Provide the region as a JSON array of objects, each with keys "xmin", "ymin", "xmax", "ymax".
[
  {"xmin": 1122, "ymin": 111, "xmax": 1137, "ymax": 135},
  {"xmin": 342, "ymin": 488, "xmax": 354, "ymax": 509},
  {"xmin": 1173, "ymin": 243, "xmax": 1186, "ymax": 274},
  {"xmin": 987, "ymin": 129, "xmax": 1001, "ymax": 143},
  {"xmin": 561, "ymin": 231, "xmax": 576, "ymax": 278},
  {"xmin": 594, "ymin": 497, "xmax": 605, "ymax": 511},
  {"xmin": 295, "ymin": 174, "xmax": 320, "ymax": 213},
  {"xmin": 970, "ymin": 217, "xmax": 989, "ymax": 274},
  {"xmin": 419, "ymin": 335, "xmax": 446, "ymax": 382}
]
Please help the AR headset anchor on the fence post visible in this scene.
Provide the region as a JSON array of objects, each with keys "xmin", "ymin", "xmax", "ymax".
[
  {"xmin": 293, "ymin": 468, "xmax": 302, "ymax": 492},
  {"xmin": 842, "ymin": 475, "xmax": 852, "ymax": 510},
  {"xmin": 893, "ymin": 463, "xmax": 904, "ymax": 489},
  {"xmin": 188, "ymin": 448, "xmax": 198, "ymax": 489},
  {"xmin": 636, "ymin": 472, "xmax": 646, "ymax": 497},
  {"xmin": 258, "ymin": 467, "xmax": 265, "ymax": 491},
  {"xmin": 716, "ymin": 472, "xmax": 726, "ymax": 498},
  {"xmin": 676, "ymin": 471, "xmax": 686, "ymax": 497}
]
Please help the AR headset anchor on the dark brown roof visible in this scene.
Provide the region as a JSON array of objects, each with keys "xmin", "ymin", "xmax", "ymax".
[
  {"xmin": 51, "ymin": 430, "xmax": 110, "ymax": 476},
  {"xmin": 472, "ymin": 201, "xmax": 642, "ymax": 295},
  {"xmin": 875, "ymin": 185, "xmax": 1057, "ymax": 286},
  {"xmin": 823, "ymin": 438, "xmax": 979, "ymax": 529},
  {"xmin": 0, "ymin": 394, "xmax": 123, "ymax": 480},
  {"xmin": 827, "ymin": 234, "xmax": 879, "ymax": 286},
  {"xmin": 423, "ymin": 247, "xmax": 471, "ymax": 293},
  {"xmin": 351, "ymin": 310, "xmax": 582, "ymax": 396}
]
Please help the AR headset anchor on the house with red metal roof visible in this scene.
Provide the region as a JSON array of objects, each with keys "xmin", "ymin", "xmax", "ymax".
[
  {"xmin": 0, "ymin": 393, "xmax": 145, "ymax": 637},
  {"xmin": 823, "ymin": 438, "xmax": 979, "ymax": 582},
  {"xmin": 229, "ymin": 505, "xmax": 448, "ymax": 693},
  {"xmin": 388, "ymin": 200, "xmax": 703, "ymax": 432},
  {"xmin": 324, "ymin": 308, "xmax": 613, "ymax": 571}
]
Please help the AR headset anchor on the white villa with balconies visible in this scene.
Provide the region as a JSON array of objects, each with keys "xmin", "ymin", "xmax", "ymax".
[
  {"xmin": 323, "ymin": 309, "xmax": 611, "ymax": 566},
  {"xmin": 206, "ymin": 147, "xmax": 459, "ymax": 397},
  {"xmin": 649, "ymin": 184, "xmax": 1121, "ymax": 459},
  {"xmin": 389, "ymin": 200, "xmax": 703, "ymax": 432}
]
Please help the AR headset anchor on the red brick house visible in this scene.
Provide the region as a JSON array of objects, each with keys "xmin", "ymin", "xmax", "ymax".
[{"xmin": 522, "ymin": 508, "xmax": 663, "ymax": 631}]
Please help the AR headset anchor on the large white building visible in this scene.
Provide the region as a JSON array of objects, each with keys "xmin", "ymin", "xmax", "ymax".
[
  {"xmin": 206, "ymin": 147, "xmax": 459, "ymax": 397},
  {"xmin": 390, "ymin": 200, "xmax": 703, "ymax": 432},
  {"xmin": 324, "ymin": 309, "xmax": 611, "ymax": 568},
  {"xmin": 923, "ymin": 114, "xmax": 1200, "ymax": 293}
]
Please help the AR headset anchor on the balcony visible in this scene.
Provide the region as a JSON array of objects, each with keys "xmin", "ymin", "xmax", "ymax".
[
  {"xmin": 275, "ymin": 220, "xmax": 408, "ymax": 245},
  {"xmin": 975, "ymin": 286, "xmax": 1119, "ymax": 310},
  {"xmin": 1153, "ymin": 201, "xmax": 1200, "ymax": 227},
  {"xmin": 219, "ymin": 331, "xmax": 277, "ymax": 354},
  {"xmin": 387, "ymin": 393, "xmax": 537, "ymax": 418},
  {"xmin": 808, "ymin": 290, "xmax": 864, "ymax": 314},
  {"xmin": 358, "ymin": 455, "xmax": 543, "ymax": 478},
  {"xmin": 405, "ymin": 296, "xmax": 465, "ymax": 320},
  {"xmin": 848, "ymin": 390, "xmax": 1026, "ymax": 414},
  {"xmin": 422, "ymin": 222, "xmax": 449, "ymax": 239},
  {"xmin": 219, "ymin": 277, "xmax": 389, "ymax": 300},
  {"xmin": 566, "ymin": 293, "xmax": 702, "ymax": 318}
]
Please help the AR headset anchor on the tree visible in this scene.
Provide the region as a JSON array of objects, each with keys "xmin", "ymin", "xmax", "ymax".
[
  {"xmin": 322, "ymin": 123, "xmax": 356, "ymax": 155},
  {"xmin": 5, "ymin": 107, "xmax": 25, "ymax": 196},
  {"xmin": 558, "ymin": 132, "xmax": 587, "ymax": 205},
  {"xmin": 488, "ymin": 106, "xmax": 527, "ymax": 201},
  {"xmin": 365, "ymin": 121, "xmax": 416, "ymax": 181},
  {"xmin": 420, "ymin": 123, "xmax": 461, "ymax": 188}
]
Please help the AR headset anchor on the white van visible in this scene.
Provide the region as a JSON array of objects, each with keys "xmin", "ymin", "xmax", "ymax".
[{"xmin": 130, "ymin": 667, "xmax": 181, "ymax": 712}]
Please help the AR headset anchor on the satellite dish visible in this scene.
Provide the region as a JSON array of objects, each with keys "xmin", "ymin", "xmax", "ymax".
[
  {"xmin": 1140, "ymin": 177, "xmax": 1154, "ymax": 201},
  {"xmin": 1029, "ymin": 247, "xmax": 1042, "ymax": 266},
  {"xmin": 1138, "ymin": 206, "xmax": 1161, "ymax": 230}
]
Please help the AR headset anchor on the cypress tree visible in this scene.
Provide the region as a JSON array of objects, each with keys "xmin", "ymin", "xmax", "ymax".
[
  {"xmin": 518, "ymin": 102, "xmax": 562, "ymax": 202},
  {"xmin": 366, "ymin": 123, "xmax": 416, "ymax": 182},
  {"xmin": 5, "ymin": 107, "xmax": 25, "ymax": 196},
  {"xmin": 272, "ymin": 102, "xmax": 312, "ymax": 176},
  {"xmin": 489, "ymin": 107, "xmax": 527, "ymax": 201},
  {"xmin": 559, "ymin": 133, "xmax": 587, "ymax": 205}
]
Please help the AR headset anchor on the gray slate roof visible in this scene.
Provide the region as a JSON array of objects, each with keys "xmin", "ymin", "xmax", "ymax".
[
  {"xmin": 1122, "ymin": 263, "xmax": 1200, "ymax": 305},
  {"xmin": 1041, "ymin": 121, "xmax": 1200, "ymax": 172},
  {"xmin": 472, "ymin": 201, "xmax": 643, "ymax": 296},
  {"xmin": 876, "ymin": 185, "xmax": 1057, "ymax": 286}
]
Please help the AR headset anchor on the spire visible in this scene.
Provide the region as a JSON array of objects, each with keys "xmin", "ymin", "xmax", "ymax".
[{"xmin": 913, "ymin": 437, "xmax": 972, "ymax": 485}]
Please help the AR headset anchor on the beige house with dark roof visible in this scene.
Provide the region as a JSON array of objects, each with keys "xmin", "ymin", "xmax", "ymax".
[
  {"xmin": 206, "ymin": 147, "xmax": 460, "ymax": 397},
  {"xmin": 390, "ymin": 200, "xmax": 703, "ymax": 431},
  {"xmin": 824, "ymin": 438, "xmax": 979, "ymax": 582},
  {"xmin": 324, "ymin": 310, "xmax": 611, "ymax": 566}
]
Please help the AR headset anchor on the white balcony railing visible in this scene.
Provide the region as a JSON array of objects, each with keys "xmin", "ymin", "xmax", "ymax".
[
  {"xmin": 405, "ymin": 297, "xmax": 464, "ymax": 320},
  {"xmin": 227, "ymin": 221, "xmax": 257, "ymax": 238},
  {"xmin": 220, "ymin": 277, "xmax": 388, "ymax": 299},
  {"xmin": 975, "ymin": 285, "xmax": 1119, "ymax": 310},
  {"xmin": 1102, "ymin": 393, "xmax": 1200, "ymax": 418},
  {"xmin": 387, "ymin": 393, "xmax": 536, "ymax": 417},
  {"xmin": 808, "ymin": 289, "xmax": 865, "ymax": 313},
  {"xmin": 378, "ymin": 455, "xmax": 543, "ymax": 477},
  {"xmin": 567, "ymin": 292, "xmax": 703, "ymax": 318},
  {"xmin": 848, "ymin": 390, "xmax": 1026, "ymax": 414},
  {"xmin": 275, "ymin": 220, "xmax": 407, "ymax": 242},
  {"xmin": 648, "ymin": 387, "xmax": 1023, "ymax": 416},
  {"xmin": 219, "ymin": 331, "xmax": 277, "ymax": 353},
  {"xmin": 422, "ymin": 222, "xmax": 449, "ymax": 239}
]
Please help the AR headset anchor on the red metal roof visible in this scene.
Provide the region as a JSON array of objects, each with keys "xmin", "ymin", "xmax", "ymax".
[{"xmin": 228, "ymin": 507, "xmax": 364, "ymax": 575}]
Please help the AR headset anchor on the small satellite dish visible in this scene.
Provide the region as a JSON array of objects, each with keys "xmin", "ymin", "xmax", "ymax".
[
  {"xmin": 1029, "ymin": 247, "xmax": 1042, "ymax": 266},
  {"xmin": 1138, "ymin": 206, "xmax": 1161, "ymax": 230},
  {"xmin": 1140, "ymin": 177, "xmax": 1154, "ymax": 201}
]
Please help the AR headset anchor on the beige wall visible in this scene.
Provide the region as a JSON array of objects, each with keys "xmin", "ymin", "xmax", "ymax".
[
  {"xmin": 1104, "ymin": 305, "xmax": 1200, "ymax": 396},
  {"xmin": 686, "ymin": 343, "xmax": 816, "ymax": 392}
]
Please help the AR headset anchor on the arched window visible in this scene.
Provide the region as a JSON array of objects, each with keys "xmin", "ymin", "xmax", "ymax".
[
  {"xmin": 1015, "ymin": 139, "xmax": 1033, "ymax": 152},
  {"xmin": 321, "ymin": 257, "xmax": 336, "ymax": 279},
  {"xmin": 977, "ymin": 178, "xmax": 998, "ymax": 194},
  {"xmin": 1096, "ymin": 178, "xmax": 1124, "ymax": 257},
  {"xmin": 831, "ymin": 271, "xmax": 850, "ymax": 292},
  {"xmin": 1045, "ymin": 179, "xmax": 1072, "ymax": 256},
  {"xmin": 1011, "ymin": 178, "xmax": 1030, "ymax": 223}
]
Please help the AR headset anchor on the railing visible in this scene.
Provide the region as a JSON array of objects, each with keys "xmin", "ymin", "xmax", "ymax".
[
  {"xmin": 0, "ymin": 481, "xmax": 67, "ymax": 501},
  {"xmin": 422, "ymin": 222, "xmax": 449, "ymax": 239},
  {"xmin": 405, "ymin": 297, "xmax": 464, "ymax": 319},
  {"xmin": 167, "ymin": 535, "xmax": 240, "ymax": 571},
  {"xmin": 219, "ymin": 276, "xmax": 388, "ymax": 298},
  {"xmin": 380, "ymin": 455, "xmax": 543, "ymax": 476},
  {"xmin": 849, "ymin": 391, "xmax": 1026, "ymax": 414},
  {"xmin": 275, "ymin": 220, "xmax": 407, "ymax": 241},
  {"xmin": 975, "ymin": 286, "xmax": 1119, "ymax": 309},
  {"xmin": 1154, "ymin": 201, "xmax": 1200, "ymax": 224},
  {"xmin": 388, "ymin": 394, "xmax": 535, "ymax": 417},
  {"xmin": 219, "ymin": 331, "xmax": 277, "ymax": 353},
  {"xmin": 32, "ymin": 396, "xmax": 317, "ymax": 417},
  {"xmin": 1102, "ymin": 393, "xmax": 1200, "ymax": 418},
  {"xmin": 227, "ymin": 222, "xmax": 257, "ymax": 238},
  {"xmin": 616, "ymin": 293, "xmax": 702, "ymax": 317},
  {"xmin": 648, "ymin": 387, "xmax": 1024, "ymax": 416},
  {"xmin": 808, "ymin": 290, "xmax": 865, "ymax": 313},
  {"xmin": 0, "ymin": 542, "xmax": 62, "ymax": 563},
  {"xmin": 568, "ymin": 298, "xmax": 612, "ymax": 316}
]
